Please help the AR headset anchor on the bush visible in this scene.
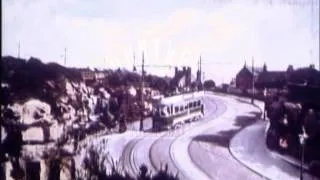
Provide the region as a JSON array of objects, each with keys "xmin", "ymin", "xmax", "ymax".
[{"xmin": 203, "ymin": 80, "xmax": 215, "ymax": 90}]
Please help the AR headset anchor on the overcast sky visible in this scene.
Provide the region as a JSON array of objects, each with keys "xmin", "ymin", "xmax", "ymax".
[{"xmin": 2, "ymin": 0, "xmax": 319, "ymax": 85}]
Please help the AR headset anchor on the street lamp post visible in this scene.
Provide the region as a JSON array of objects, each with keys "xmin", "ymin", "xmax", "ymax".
[
  {"xmin": 251, "ymin": 57, "xmax": 255, "ymax": 104},
  {"xmin": 139, "ymin": 51, "xmax": 145, "ymax": 131},
  {"xmin": 299, "ymin": 133, "xmax": 306, "ymax": 180}
]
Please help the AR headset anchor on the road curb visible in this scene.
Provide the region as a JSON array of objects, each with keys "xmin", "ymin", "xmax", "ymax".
[
  {"xmin": 228, "ymin": 121, "xmax": 271, "ymax": 180},
  {"xmin": 227, "ymin": 98, "xmax": 270, "ymax": 180}
]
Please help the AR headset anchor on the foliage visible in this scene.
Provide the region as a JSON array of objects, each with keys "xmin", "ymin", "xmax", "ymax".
[
  {"xmin": 145, "ymin": 74, "xmax": 170, "ymax": 93},
  {"xmin": 1, "ymin": 56, "xmax": 81, "ymax": 107},
  {"xmin": 203, "ymin": 80, "xmax": 216, "ymax": 90}
]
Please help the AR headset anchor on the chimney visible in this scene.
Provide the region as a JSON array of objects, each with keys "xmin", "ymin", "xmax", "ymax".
[
  {"xmin": 187, "ymin": 67, "xmax": 191, "ymax": 86},
  {"xmin": 175, "ymin": 67, "xmax": 178, "ymax": 76},
  {"xmin": 287, "ymin": 65, "xmax": 294, "ymax": 72},
  {"xmin": 263, "ymin": 63, "xmax": 267, "ymax": 72}
]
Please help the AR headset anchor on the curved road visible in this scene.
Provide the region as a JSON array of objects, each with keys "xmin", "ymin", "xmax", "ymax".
[
  {"xmin": 118, "ymin": 92, "xmax": 265, "ymax": 180},
  {"xmin": 80, "ymin": 92, "xmax": 277, "ymax": 179}
]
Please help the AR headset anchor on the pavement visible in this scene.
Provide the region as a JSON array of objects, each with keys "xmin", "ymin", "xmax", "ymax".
[
  {"xmin": 229, "ymin": 120, "xmax": 319, "ymax": 180},
  {"xmin": 187, "ymin": 93, "xmax": 265, "ymax": 180}
]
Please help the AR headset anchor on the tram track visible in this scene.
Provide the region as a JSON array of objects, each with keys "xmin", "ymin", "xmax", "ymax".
[
  {"xmin": 168, "ymin": 97, "xmax": 226, "ymax": 180},
  {"xmin": 121, "ymin": 95, "xmax": 220, "ymax": 178},
  {"xmin": 122, "ymin": 94, "xmax": 245, "ymax": 180},
  {"xmin": 121, "ymin": 137, "xmax": 143, "ymax": 177},
  {"xmin": 148, "ymin": 96, "xmax": 224, "ymax": 179},
  {"xmin": 80, "ymin": 92, "xmax": 272, "ymax": 180}
]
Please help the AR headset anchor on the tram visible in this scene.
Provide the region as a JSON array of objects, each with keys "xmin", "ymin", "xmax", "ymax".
[{"xmin": 152, "ymin": 91, "xmax": 205, "ymax": 131}]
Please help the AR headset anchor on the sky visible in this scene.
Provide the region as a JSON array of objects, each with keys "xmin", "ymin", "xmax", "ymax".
[{"xmin": 2, "ymin": 0, "xmax": 319, "ymax": 85}]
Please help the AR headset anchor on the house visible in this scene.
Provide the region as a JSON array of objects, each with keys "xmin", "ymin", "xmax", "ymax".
[
  {"xmin": 287, "ymin": 64, "xmax": 320, "ymax": 85},
  {"xmin": 255, "ymin": 64, "xmax": 289, "ymax": 89},
  {"xmin": 235, "ymin": 62, "xmax": 263, "ymax": 91},
  {"xmin": 169, "ymin": 66, "xmax": 192, "ymax": 92},
  {"xmin": 94, "ymin": 71, "xmax": 106, "ymax": 84},
  {"xmin": 80, "ymin": 69, "xmax": 108, "ymax": 83},
  {"xmin": 256, "ymin": 64, "xmax": 320, "ymax": 90},
  {"xmin": 80, "ymin": 69, "xmax": 95, "ymax": 82}
]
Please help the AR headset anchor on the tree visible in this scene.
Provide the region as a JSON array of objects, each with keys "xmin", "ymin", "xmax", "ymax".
[{"xmin": 203, "ymin": 80, "xmax": 216, "ymax": 90}]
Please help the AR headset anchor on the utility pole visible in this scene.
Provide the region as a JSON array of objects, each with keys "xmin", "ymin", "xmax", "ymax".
[
  {"xmin": 64, "ymin": 48, "xmax": 67, "ymax": 66},
  {"xmin": 203, "ymin": 72, "xmax": 205, "ymax": 83},
  {"xmin": 310, "ymin": 0, "xmax": 316, "ymax": 70},
  {"xmin": 299, "ymin": 133, "xmax": 306, "ymax": 180},
  {"xmin": 309, "ymin": 0, "xmax": 319, "ymax": 70},
  {"xmin": 200, "ymin": 55, "xmax": 202, "ymax": 85},
  {"xmin": 197, "ymin": 55, "xmax": 202, "ymax": 90},
  {"xmin": 139, "ymin": 51, "xmax": 145, "ymax": 131},
  {"xmin": 133, "ymin": 52, "xmax": 136, "ymax": 71},
  {"xmin": 251, "ymin": 57, "xmax": 255, "ymax": 104},
  {"xmin": 18, "ymin": 41, "xmax": 20, "ymax": 58}
]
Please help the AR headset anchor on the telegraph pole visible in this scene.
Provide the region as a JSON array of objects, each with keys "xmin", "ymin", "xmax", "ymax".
[
  {"xmin": 18, "ymin": 41, "xmax": 21, "ymax": 58},
  {"xmin": 64, "ymin": 48, "xmax": 67, "ymax": 66},
  {"xmin": 133, "ymin": 52, "xmax": 136, "ymax": 71},
  {"xmin": 200, "ymin": 55, "xmax": 202, "ymax": 85},
  {"xmin": 197, "ymin": 55, "xmax": 202, "ymax": 90},
  {"xmin": 251, "ymin": 57, "xmax": 255, "ymax": 104},
  {"xmin": 139, "ymin": 51, "xmax": 145, "ymax": 131}
]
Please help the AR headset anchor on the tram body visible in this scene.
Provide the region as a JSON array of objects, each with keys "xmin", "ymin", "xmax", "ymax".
[{"xmin": 152, "ymin": 92, "xmax": 205, "ymax": 131}]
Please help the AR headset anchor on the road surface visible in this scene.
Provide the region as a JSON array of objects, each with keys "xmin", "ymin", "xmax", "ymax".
[
  {"xmin": 79, "ymin": 92, "xmax": 316, "ymax": 180},
  {"xmin": 230, "ymin": 120, "xmax": 319, "ymax": 180}
]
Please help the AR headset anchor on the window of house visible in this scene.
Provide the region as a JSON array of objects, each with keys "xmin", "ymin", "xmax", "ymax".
[
  {"xmin": 180, "ymin": 106, "xmax": 184, "ymax": 111},
  {"xmin": 188, "ymin": 102, "xmax": 192, "ymax": 108},
  {"xmin": 193, "ymin": 102, "xmax": 197, "ymax": 107},
  {"xmin": 197, "ymin": 100, "xmax": 201, "ymax": 106}
]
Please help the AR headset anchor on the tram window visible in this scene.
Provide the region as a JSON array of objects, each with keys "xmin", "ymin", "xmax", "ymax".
[
  {"xmin": 197, "ymin": 100, "xmax": 201, "ymax": 106},
  {"xmin": 167, "ymin": 107, "xmax": 170, "ymax": 114},
  {"xmin": 193, "ymin": 102, "xmax": 197, "ymax": 107},
  {"xmin": 188, "ymin": 102, "xmax": 192, "ymax": 108},
  {"xmin": 185, "ymin": 105, "xmax": 188, "ymax": 109},
  {"xmin": 180, "ymin": 106, "xmax": 184, "ymax": 111},
  {"xmin": 175, "ymin": 106, "xmax": 179, "ymax": 113}
]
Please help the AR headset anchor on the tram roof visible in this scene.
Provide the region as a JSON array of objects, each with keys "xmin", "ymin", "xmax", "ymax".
[{"xmin": 158, "ymin": 91, "xmax": 204, "ymax": 105}]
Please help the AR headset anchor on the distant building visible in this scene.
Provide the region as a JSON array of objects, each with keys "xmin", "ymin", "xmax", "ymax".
[
  {"xmin": 253, "ymin": 63, "xmax": 320, "ymax": 90},
  {"xmin": 80, "ymin": 69, "xmax": 95, "ymax": 82},
  {"xmin": 95, "ymin": 71, "xmax": 105, "ymax": 80},
  {"xmin": 255, "ymin": 64, "xmax": 288, "ymax": 89},
  {"xmin": 170, "ymin": 66, "xmax": 192, "ymax": 91},
  {"xmin": 287, "ymin": 64, "xmax": 320, "ymax": 85},
  {"xmin": 80, "ymin": 69, "xmax": 107, "ymax": 83},
  {"xmin": 235, "ymin": 62, "xmax": 263, "ymax": 91}
]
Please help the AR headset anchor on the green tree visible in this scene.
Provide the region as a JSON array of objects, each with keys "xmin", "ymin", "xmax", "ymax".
[{"xmin": 203, "ymin": 80, "xmax": 216, "ymax": 90}]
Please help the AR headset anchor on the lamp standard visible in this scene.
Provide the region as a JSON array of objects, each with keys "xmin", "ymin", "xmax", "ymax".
[
  {"xmin": 299, "ymin": 132, "xmax": 306, "ymax": 180},
  {"xmin": 139, "ymin": 51, "xmax": 145, "ymax": 131}
]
